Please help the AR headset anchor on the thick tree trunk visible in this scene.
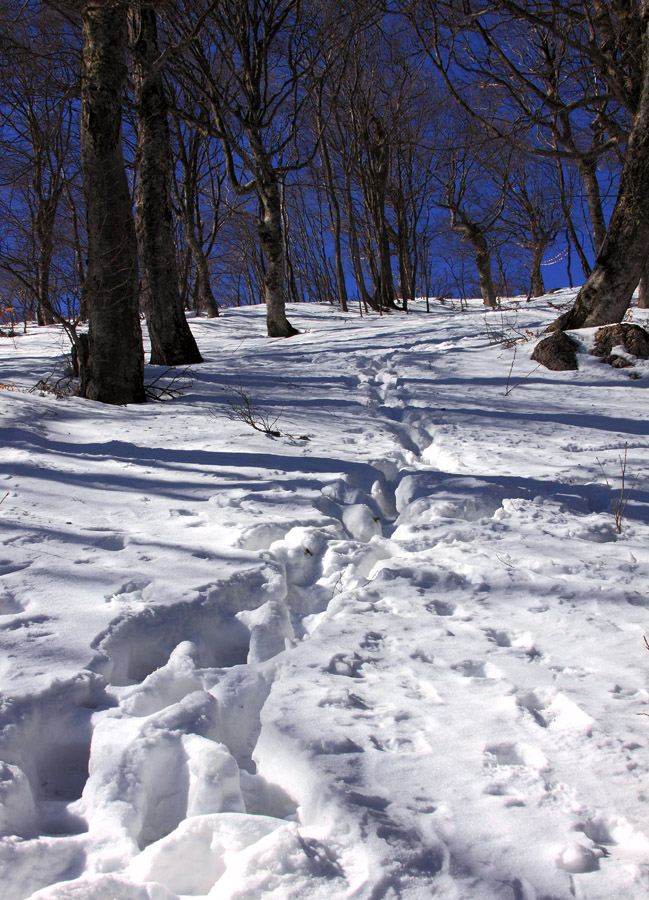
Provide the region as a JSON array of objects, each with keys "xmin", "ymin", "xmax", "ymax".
[
  {"xmin": 396, "ymin": 204, "xmax": 414, "ymax": 311},
  {"xmin": 529, "ymin": 243, "xmax": 546, "ymax": 298},
  {"xmin": 551, "ymin": 14, "xmax": 649, "ymax": 331},
  {"xmin": 130, "ymin": 6, "xmax": 202, "ymax": 365},
  {"xmin": 188, "ymin": 234, "xmax": 219, "ymax": 318},
  {"xmin": 256, "ymin": 170, "xmax": 298, "ymax": 337},
  {"xmin": 80, "ymin": 1, "xmax": 144, "ymax": 404},
  {"xmin": 474, "ymin": 236, "xmax": 498, "ymax": 308},
  {"xmin": 450, "ymin": 209, "xmax": 497, "ymax": 308},
  {"xmin": 35, "ymin": 190, "xmax": 61, "ymax": 326},
  {"xmin": 376, "ymin": 215, "xmax": 396, "ymax": 312},
  {"xmin": 366, "ymin": 183, "xmax": 396, "ymax": 312}
]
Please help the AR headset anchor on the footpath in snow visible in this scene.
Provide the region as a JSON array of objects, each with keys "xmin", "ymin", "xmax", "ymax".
[{"xmin": 1, "ymin": 294, "xmax": 649, "ymax": 900}]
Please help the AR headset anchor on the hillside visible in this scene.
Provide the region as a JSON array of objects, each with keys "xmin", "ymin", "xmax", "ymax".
[{"xmin": 1, "ymin": 294, "xmax": 648, "ymax": 900}]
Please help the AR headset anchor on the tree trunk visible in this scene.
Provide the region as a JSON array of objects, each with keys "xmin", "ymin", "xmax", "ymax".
[
  {"xmin": 67, "ymin": 184, "xmax": 87, "ymax": 320},
  {"xmin": 551, "ymin": 14, "xmax": 649, "ymax": 331},
  {"xmin": 280, "ymin": 188, "xmax": 301, "ymax": 305},
  {"xmin": 395, "ymin": 204, "xmax": 414, "ymax": 311},
  {"xmin": 179, "ymin": 162, "xmax": 220, "ymax": 318},
  {"xmin": 529, "ymin": 243, "xmax": 546, "ymax": 298},
  {"xmin": 80, "ymin": 1, "xmax": 144, "ymax": 404},
  {"xmin": 320, "ymin": 136, "xmax": 348, "ymax": 312},
  {"xmin": 577, "ymin": 156, "xmax": 607, "ymax": 253},
  {"xmin": 256, "ymin": 169, "xmax": 298, "ymax": 337},
  {"xmin": 345, "ymin": 168, "xmax": 376, "ymax": 311},
  {"xmin": 450, "ymin": 208, "xmax": 497, "ymax": 308},
  {"xmin": 35, "ymin": 186, "xmax": 62, "ymax": 326},
  {"xmin": 376, "ymin": 215, "xmax": 395, "ymax": 312},
  {"xmin": 474, "ymin": 235, "xmax": 498, "ymax": 308},
  {"xmin": 130, "ymin": 6, "xmax": 202, "ymax": 365},
  {"xmin": 36, "ymin": 214, "xmax": 56, "ymax": 326},
  {"xmin": 187, "ymin": 231, "xmax": 220, "ymax": 317}
]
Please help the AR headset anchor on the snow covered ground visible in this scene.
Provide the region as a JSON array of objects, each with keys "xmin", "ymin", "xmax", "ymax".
[{"xmin": 1, "ymin": 293, "xmax": 649, "ymax": 900}]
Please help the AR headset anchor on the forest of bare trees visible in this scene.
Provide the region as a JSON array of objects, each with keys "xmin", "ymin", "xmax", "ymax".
[{"xmin": 0, "ymin": 1, "xmax": 646, "ymax": 402}]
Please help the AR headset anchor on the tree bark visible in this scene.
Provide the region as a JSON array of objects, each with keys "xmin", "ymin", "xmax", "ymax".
[
  {"xmin": 529, "ymin": 243, "xmax": 545, "ymax": 298},
  {"xmin": 36, "ymin": 200, "xmax": 56, "ymax": 326},
  {"xmin": 80, "ymin": 1, "xmax": 144, "ymax": 404},
  {"xmin": 576, "ymin": 156, "xmax": 607, "ymax": 253},
  {"xmin": 33, "ymin": 152, "xmax": 63, "ymax": 326},
  {"xmin": 175, "ymin": 137, "xmax": 220, "ymax": 318},
  {"xmin": 255, "ymin": 164, "xmax": 298, "ymax": 337},
  {"xmin": 361, "ymin": 119, "xmax": 396, "ymax": 313},
  {"xmin": 551, "ymin": 10, "xmax": 649, "ymax": 331},
  {"xmin": 451, "ymin": 210, "xmax": 497, "ymax": 308},
  {"xmin": 187, "ymin": 232, "xmax": 220, "ymax": 318},
  {"xmin": 130, "ymin": 5, "xmax": 202, "ymax": 365},
  {"xmin": 474, "ymin": 235, "xmax": 498, "ymax": 308}
]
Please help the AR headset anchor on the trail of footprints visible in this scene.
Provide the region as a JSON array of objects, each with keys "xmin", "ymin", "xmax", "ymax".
[{"xmin": 1, "ymin": 356, "xmax": 644, "ymax": 898}]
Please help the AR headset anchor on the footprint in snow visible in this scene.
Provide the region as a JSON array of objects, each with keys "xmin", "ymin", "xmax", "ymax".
[
  {"xmin": 105, "ymin": 580, "xmax": 151, "ymax": 604},
  {"xmin": 483, "ymin": 741, "xmax": 563, "ymax": 816},
  {"xmin": 93, "ymin": 533, "xmax": 128, "ymax": 552},
  {"xmin": 427, "ymin": 599, "xmax": 456, "ymax": 617},
  {"xmin": 516, "ymin": 689, "xmax": 595, "ymax": 732},
  {"xmin": 359, "ymin": 631, "xmax": 384, "ymax": 651},
  {"xmin": 0, "ymin": 612, "xmax": 52, "ymax": 634},
  {"xmin": 484, "ymin": 628, "xmax": 542, "ymax": 660},
  {"xmin": 168, "ymin": 508, "xmax": 206, "ymax": 528},
  {"xmin": 370, "ymin": 733, "xmax": 415, "ymax": 753},
  {"xmin": 326, "ymin": 652, "xmax": 364, "ymax": 678},
  {"xmin": 0, "ymin": 586, "xmax": 25, "ymax": 615},
  {"xmin": 318, "ymin": 688, "xmax": 370, "ymax": 710},
  {"xmin": 452, "ymin": 659, "xmax": 504, "ymax": 680},
  {"xmin": 484, "ymin": 742, "xmax": 548, "ymax": 769},
  {"xmin": 484, "ymin": 628, "xmax": 512, "ymax": 647},
  {"xmin": 0, "ymin": 558, "xmax": 30, "ymax": 576}
]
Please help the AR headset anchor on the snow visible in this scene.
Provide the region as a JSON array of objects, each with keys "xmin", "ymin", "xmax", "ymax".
[{"xmin": 1, "ymin": 293, "xmax": 649, "ymax": 900}]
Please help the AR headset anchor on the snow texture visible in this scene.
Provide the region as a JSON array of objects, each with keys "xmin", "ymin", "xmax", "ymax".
[{"xmin": 1, "ymin": 293, "xmax": 649, "ymax": 900}]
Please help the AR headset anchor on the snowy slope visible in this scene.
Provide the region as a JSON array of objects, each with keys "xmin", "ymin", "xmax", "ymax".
[{"xmin": 1, "ymin": 294, "xmax": 648, "ymax": 900}]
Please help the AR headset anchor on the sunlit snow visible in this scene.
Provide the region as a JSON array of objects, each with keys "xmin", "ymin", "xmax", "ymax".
[{"xmin": 1, "ymin": 294, "xmax": 649, "ymax": 900}]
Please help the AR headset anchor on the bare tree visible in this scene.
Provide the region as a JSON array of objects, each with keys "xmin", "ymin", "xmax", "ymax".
[
  {"xmin": 406, "ymin": 0, "xmax": 649, "ymax": 327},
  {"xmin": 317, "ymin": 19, "xmax": 437, "ymax": 314},
  {"xmin": 501, "ymin": 156, "xmax": 563, "ymax": 298},
  {"xmin": 0, "ymin": 2, "xmax": 81, "ymax": 326},
  {"xmin": 435, "ymin": 109, "xmax": 511, "ymax": 308},
  {"xmin": 169, "ymin": 99, "xmax": 225, "ymax": 318},
  {"xmin": 129, "ymin": 3, "xmax": 202, "ymax": 364},
  {"xmin": 80, "ymin": 0, "xmax": 144, "ymax": 403},
  {"xmin": 175, "ymin": 0, "xmax": 333, "ymax": 336}
]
